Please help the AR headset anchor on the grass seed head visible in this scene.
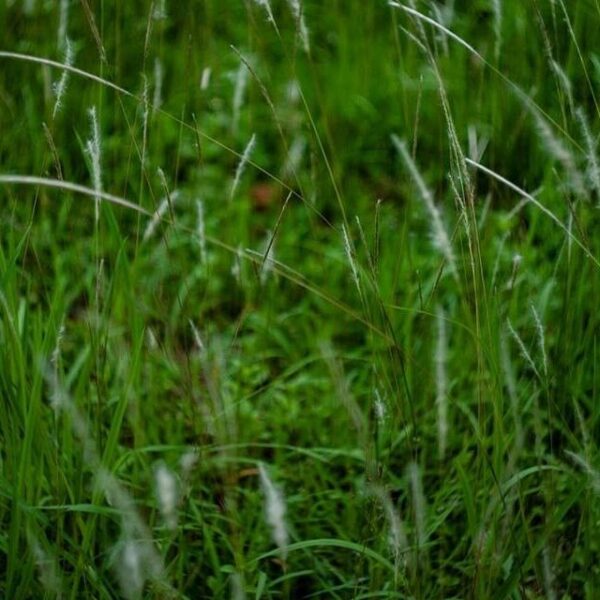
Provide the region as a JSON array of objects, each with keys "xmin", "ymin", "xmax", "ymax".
[
  {"xmin": 231, "ymin": 133, "xmax": 256, "ymax": 200},
  {"xmin": 154, "ymin": 462, "xmax": 179, "ymax": 530},
  {"xmin": 52, "ymin": 37, "xmax": 73, "ymax": 118},
  {"xmin": 258, "ymin": 463, "xmax": 289, "ymax": 559}
]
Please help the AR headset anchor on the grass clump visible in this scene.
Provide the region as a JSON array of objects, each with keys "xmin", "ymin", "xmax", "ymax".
[{"xmin": 1, "ymin": 1, "xmax": 600, "ymax": 598}]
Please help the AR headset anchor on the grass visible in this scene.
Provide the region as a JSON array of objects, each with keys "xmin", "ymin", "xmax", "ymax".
[{"xmin": 1, "ymin": 0, "xmax": 600, "ymax": 597}]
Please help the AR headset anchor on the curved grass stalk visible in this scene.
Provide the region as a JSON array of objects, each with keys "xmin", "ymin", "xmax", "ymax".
[
  {"xmin": 464, "ymin": 158, "xmax": 600, "ymax": 269},
  {"xmin": 0, "ymin": 50, "xmax": 332, "ymax": 227},
  {"xmin": 388, "ymin": 2, "xmax": 584, "ymax": 154},
  {"xmin": 0, "ymin": 174, "xmax": 395, "ymax": 345}
]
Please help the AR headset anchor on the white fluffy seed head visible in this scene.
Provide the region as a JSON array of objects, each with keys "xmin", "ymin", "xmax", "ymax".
[
  {"xmin": 392, "ymin": 135, "xmax": 457, "ymax": 277},
  {"xmin": 154, "ymin": 462, "xmax": 179, "ymax": 530},
  {"xmin": 491, "ymin": 0, "xmax": 502, "ymax": 59},
  {"xmin": 189, "ymin": 320, "xmax": 205, "ymax": 353},
  {"xmin": 232, "ymin": 61, "xmax": 249, "ymax": 134},
  {"xmin": 435, "ymin": 306, "xmax": 448, "ymax": 459},
  {"xmin": 341, "ymin": 224, "xmax": 361, "ymax": 295},
  {"xmin": 370, "ymin": 485, "xmax": 408, "ymax": 568},
  {"xmin": 373, "ymin": 388, "xmax": 386, "ymax": 425},
  {"xmin": 551, "ymin": 61, "xmax": 574, "ymax": 112},
  {"xmin": 141, "ymin": 74, "xmax": 150, "ymax": 168},
  {"xmin": 231, "ymin": 244, "xmax": 243, "ymax": 282},
  {"xmin": 530, "ymin": 304, "xmax": 548, "ymax": 378},
  {"xmin": 576, "ymin": 107, "xmax": 600, "ymax": 198},
  {"xmin": 531, "ymin": 108, "xmax": 585, "ymax": 196},
  {"xmin": 499, "ymin": 334, "xmax": 523, "ymax": 444},
  {"xmin": 542, "ymin": 547, "xmax": 557, "ymax": 600},
  {"xmin": 145, "ymin": 326, "xmax": 158, "ymax": 350},
  {"xmin": 258, "ymin": 463, "xmax": 289, "ymax": 559},
  {"xmin": 282, "ymin": 135, "xmax": 306, "ymax": 178},
  {"xmin": 407, "ymin": 462, "xmax": 426, "ymax": 546},
  {"xmin": 179, "ymin": 449, "xmax": 198, "ymax": 479},
  {"xmin": 565, "ymin": 450, "xmax": 600, "ymax": 494},
  {"xmin": 230, "ymin": 133, "xmax": 256, "ymax": 200},
  {"xmin": 153, "ymin": 57, "xmax": 163, "ymax": 114},
  {"xmin": 51, "ymin": 320, "xmax": 65, "ymax": 369},
  {"xmin": 115, "ymin": 537, "xmax": 164, "ymax": 600},
  {"xmin": 30, "ymin": 537, "xmax": 61, "ymax": 594},
  {"xmin": 52, "ymin": 37, "xmax": 73, "ymax": 118},
  {"xmin": 86, "ymin": 106, "xmax": 102, "ymax": 222},
  {"xmin": 231, "ymin": 572, "xmax": 247, "ymax": 600},
  {"xmin": 200, "ymin": 66, "xmax": 211, "ymax": 90},
  {"xmin": 252, "ymin": 0, "xmax": 277, "ymax": 30},
  {"xmin": 286, "ymin": 0, "xmax": 310, "ymax": 53},
  {"xmin": 153, "ymin": 0, "xmax": 167, "ymax": 20},
  {"xmin": 57, "ymin": 0, "xmax": 70, "ymax": 49},
  {"xmin": 119, "ymin": 540, "xmax": 144, "ymax": 599},
  {"xmin": 260, "ymin": 230, "xmax": 276, "ymax": 284},
  {"xmin": 507, "ymin": 318, "xmax": 541, "ymax": 380},
  {"xmin": 143, "ymin": 190, "xmax": 179, "ymax": 241}
]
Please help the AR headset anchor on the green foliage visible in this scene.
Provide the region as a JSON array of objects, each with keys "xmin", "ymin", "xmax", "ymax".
[{"xmin": 1, "ymin": 0, "xmax": 600, "ymax": 598}]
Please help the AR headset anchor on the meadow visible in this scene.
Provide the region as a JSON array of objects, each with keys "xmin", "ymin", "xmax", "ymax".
[{"xmin": 1, "ymin": 0, "xmax": 600, "ymax": 598}]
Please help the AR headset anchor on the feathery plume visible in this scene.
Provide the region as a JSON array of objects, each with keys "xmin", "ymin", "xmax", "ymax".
[
  {"xmin": 542, "ymin": 547, "xmax": 557, "ymax": 600},
  {"xmin": 392, "ymin": 135, "xmax": 457, "ymax": 277},
  {"xmin": 146, "ymin": 326, "xmax": 158, "ymax": 350},
  {"xmin": 576, "ymin": 107, "xmax": 600, "ymax": 197},
  {"xmin": 373, "ymin": 388, "xmax": 386, "ymax": 425},
  {"xmin": 51, "ymin": 319, "xmax": 65, "ymax": 369},
  {"xmin": 252, "ymin": 0, "xmax": 278, "ymax": 32},
  {"xmin": 43, "ymin": 375, "xmax": 166, "ymax": 598},
  {"xmin": 342, "ymin": 224, "xmax": 361, "ymax": 295},
  {"xmin": 143, "ymin": 190, "xmax": 179, "ymax": 241},
  {"xmin": 232, "ymin": 61, "xmax": 248, "ymax": 134},
  {"xmin": 507, "ymin": 253, "xmax": 522, "ymax": 290},
  {"xmin": 154, "ymin": 462, "xmax": 179, "ymax": 530},
  {"xmin": 230, "ymin": 133, "xmax": 256, "ymax": 200},
  {"xmin": 29, "ymin": 536, "xmax": 62, "ymax": 595},
  {"xmin": 153, "ymin": 57, "xmax": 163, "ymax": 114},
  {"xmin": 260, "ymin": 229, "xmax": 276, "ymax": 284},
  {"xmin": 114, "ymin": 536, "xmax": 164, "ymax": 600},
  {"xmin": 153, "ymin": 0, "xmax": 167, "ymax": 20},
  {"xmin": 258, "ymin": 463, "xmax": 289, "ymax": 559},
  {"xmin": 530, "ymin": 304, "xmax": 548, "ymax": 378},
  {"xmin": 118, "ymin": 540, "xmax": 145, "ymax": 599},
  {"xmin": 407, "ymin": 462, "xmax": 426, "ymax": 547},
  {"xmin": 435, "ymin": 306, "xmax": 449, "ymax": 459},
  {"xmin": 189, "ymin": 320, "xmax": 205, "ymax": 353},
  {"xmin": 141, "ymin": 74, "xmax": 150, "ymax": 169},
  {"xmin": 500, "ymin": 335, "xmax": 524, "ymax": 452},
  {"xmin": 282, "ymin": 135, "xmax": 306, "ymax": 179},
  {"xmin": 23, "ymin": 0, "xmax": 36, "ymax": 15},
  {"xmin": 286, "ymin": 0, "xmax": 310, "ymax": 53},
  {"xmin": 491, "ymin": 0, "xmax": 502, "ymax": 60},
  {"xmin": 179, "ymin": 449, "xmax": 198, "ymax": 480},
  {"xmin": 200, "ymin": 66, "xmax": 211, "ymax": 90},
  {"xmin": 57, "ymin": 0, "xmax": 70, "ymax": 49},
  {"xmin": 52, "ymin": 37, "xmax": 73, "ymax": 118},
  {"xmin": 231, "ymin": 573, "xmax": 247, "ymax": 600},
  {"xmin": 231, "ymin": 244, "xmax": 243, "ymax": 283},
  {"xmin": 565, "ymin": 450, "xmax": 600, "ymax": 493},
  {"xmin": 530, "ymin": 107, "xmax": 585, "ymax": 196},
  {"xmin": 551, "ymin": 61, "xmax": 574, "ymax": 113},
  {"xmin": 85, "ymin": 106, "xmax": 102, "ymax": 223},
  {"xmin": 507, "ymin": 318, "xmax": 541, "ymax": 379},
  {"xmin": 430, "ymin": 3, "xmax": 450, "ymax": 55},
  {"xmin": 370, "ymin": 485, "xmax": 408, "ymax": 575}
]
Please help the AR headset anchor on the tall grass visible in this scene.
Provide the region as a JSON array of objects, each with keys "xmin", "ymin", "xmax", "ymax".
[{"xmin": 1, "ymin": 1, "xmax": 600, "ymax": 598}]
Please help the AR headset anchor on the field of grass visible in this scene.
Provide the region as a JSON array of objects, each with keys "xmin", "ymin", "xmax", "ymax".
[{"xmin": 1, "ymin": 0, "xmax": 600, "ymax": 598}]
